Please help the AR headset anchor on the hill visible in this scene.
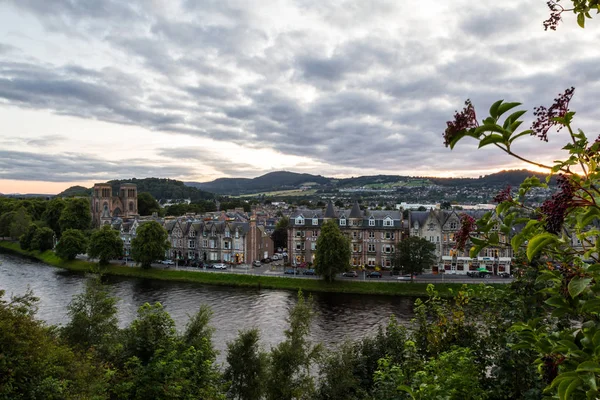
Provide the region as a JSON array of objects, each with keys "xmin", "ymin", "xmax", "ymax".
[
  {"xmin": 58, "ymin": 178, "xmax": 214, "ymax": 201},
  {"xmin": 187, "ymin": 169, "xmax": 554, "ymax": 195},
  {"xmin": 186, "ymin": 171, "xmax": 330, "ymax": 195}
]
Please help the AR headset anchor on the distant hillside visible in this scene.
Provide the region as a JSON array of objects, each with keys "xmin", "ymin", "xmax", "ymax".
[
  {"xmin": 187, "ymin": 169, "xmax": 555, "ymax": 195},
  {"xmin": 58, "ymin": 178, "xmax": 214, "ymax": 201},
  {"xmin": 187, "ymin": 171, "xmax": 330, "ymax": 195}
]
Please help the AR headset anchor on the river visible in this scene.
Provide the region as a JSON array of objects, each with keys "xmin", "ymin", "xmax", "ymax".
[{"xmin": 0, "ymin": 252, "xmax": 415, "ymax": 362}]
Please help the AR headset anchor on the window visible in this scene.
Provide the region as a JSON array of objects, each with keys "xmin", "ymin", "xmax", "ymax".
[
  {"xmin": 383, "ymin": 244, "xmax": 393, "ymax": 253},
  {"xmin": 188, "ymin": 251, "xmax": 195, "ymax": 259},
  {"xmin": 383, "ymin": 217, "xmax": 393, "ymax": 226},
  {"xmin": 178, "ymin": 239, "xmax": 182, "ymax": 247},
  {"xmin": 384, "ymin": 232, "xmax": 394, "ymax": 240},
  {"xmin": 311, "ymin": 242, "xmax": 317, "ymax": 251},
  {"xmin": 295, "ymin": 217, "xmax": 304, "ymax": 225},
  {"xmin": 189, "ymin": 240, "xmax": 195, "ymax": 248},
  {"xmin": 225, "ymin": 230, "xmax": 231, "ymax": 238},
  {"xmin": 203, "ymin": 239, "xmax": 208, "ymax": 247},
  {"xmin": 353, "ymin": 244, "xmax": 362, "ymax": 252},
  {"xmin": 339, "ymin": 218, "xmax": 346, "ymax": 226},
  {"xmin": 235, "ymin": 230, "xmax": 239, "ymax": 238},
  {"xmin": 312, "ymin": 230, "xmax": 318, "ymax": 237},
  {"xmin": 352, "ymin": 231, "xmax": 358, "ymax": 239},
  {"xmin": 368, "ymin": 244, "xmax": 376, "ymax": 252},
  {"xmin": 368, "ymin": 258, "xmax": 376, "ymax": 267},
  {"xmin": 209, "ymin": 240, "xmax": 215, "ymax": 249},
  {"xmin": 369, "ymin": 217, "xmax": 375, "ymax": 226},
  {"xmin": 385, "ymin": 259, "xmax": 391, "ymax": 267},
  {"xmin": 352, "ymin": 257, "xmax": 358, "ymax": 266},
  {"xmin": 190, "ymin": 230, "xmax": 196, "ymax": 237},
  {"xmin": 450, "ymin": 221, "xmax": 458, "ymax": 230},
  {"xmin": 369, "ymin": 231, "xmax": 375, "ymax": 239},
  {"xmin": 224, "ymin": 241, "xmax": 230, "ymax": 250},
  {"xmin": 234, "ymin": 240, "xmax": 240, "ymax": 251},
  {"xmin": 312, "ymin": 218, "xmax": 318, "ymax": 225}
]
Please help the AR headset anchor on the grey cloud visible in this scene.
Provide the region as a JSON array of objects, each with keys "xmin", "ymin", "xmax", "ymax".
[
  {"xmin": 157, "ymin": 147, "xmax": 265, "ymax": 177},
  {"xmin": 25, "ymin": 134, "xmax": 67, "ymax": 147},
  {"xmin": 0, "ymin": 150, "xmax": 193, "ymax": 182}
]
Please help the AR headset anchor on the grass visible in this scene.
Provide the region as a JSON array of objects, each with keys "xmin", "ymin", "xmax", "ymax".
[
  {"xmin": 237, "ymin": 189, "xmax": 317, "ymax": 198},
  {"xmin": 0, "ymin": 241, "xmax": 485, "ymax": 297}
]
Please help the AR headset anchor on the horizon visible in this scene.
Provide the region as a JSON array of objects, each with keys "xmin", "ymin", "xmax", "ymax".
[{"xmin": 1, "ymin": 1, "xmax": 597, "ymax": 194}]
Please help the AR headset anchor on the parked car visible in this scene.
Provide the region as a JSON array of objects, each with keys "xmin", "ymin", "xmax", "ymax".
[
  {"xmin": 252, "ymin": 260, "xmax": 262, "ymax": 267},
  {"xmin": 396, "ymin": 274, "xmax": 414, "ymax": 281},
  {"xmin": 284, "ymin": 269, "xmax": 300, "ymax": 275},
  {"xmin": 303, "ymin": 269, "xmax": 316, "ymax": 275},
  {"xmin": 261, "ymin": 258, "xmax": 272, "ymax": 263},
  {"xmin": 213, "ymin": 263, "xmax": 228, "ymax": 270},
  {"xmin": 342, "ymin": 271, "xmax": 358, "ymax": 278},
  {"xmin": 271, "ymin": 254, "xmax": 280, "ymax": 261},
  {"xmin": 161, "ymin": 259, "xmax": 175, "ymax": 265},
  {"xmin": 499, "ymin": 272, "xmax": 513, "ymax": 278},
  {"xmin": 367, "ymin": 271, "xmax": 382, "ymax": 278},
  {"xmin": 467, "ymin": 270, "xmax": 492, "ymax": 278}
]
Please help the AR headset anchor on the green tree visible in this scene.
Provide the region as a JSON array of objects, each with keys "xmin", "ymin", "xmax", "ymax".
[
  {"xmin": 19, "ymin": 224, "xmax": 39, "ymax": 250},
  {"xmin": 0, "ymin": 210, "xmax": 16, "ymax": 237},
  {"xmin": 43, "ymin": 197, "xmax": 66, "ymax": 236},
  {"xmin": 88, "ymin": 225, "xmax": 123, "ymax": 265},
  {"xmin": 61, "ymin": 278, "xmax": 118, "ymax": 356},
  {"xmin": 59, "ymin": 198, "xmax": 92, "ymax": 233},
  {"xmin": 271, "ymin": 216, "xmax": 289, "ymax": 250},
  {"xmin": 31, "ymin": 227, "xmax": 55, "ymax": 252},
  {"xmin": 137, "ymin": 192, "xmax": 161, "ymax": 216},
  {"xmin": 9, "ymin": 207, "xmax": 32, "ymax": 240},
  {"xmin": 131, "ymin": 221, "xmax": 170, "ymax": 269},
  {"xmin": 313, "ymin": 220, "xmax": 351, "ymax": 282},
  {"xmin": 225, "ymin": 328, "xmax": 268, "ymax": 400},
  {"xmin": 55, "ymin": 229, "xmax": 88, "ymax": 260},
  {"xmin": 265, "ymin": 291, "xmax": 321, "ymax": 400},
  {"xmin": 393, "ymin": 237, "xmax": 437, "ymax": 279}
]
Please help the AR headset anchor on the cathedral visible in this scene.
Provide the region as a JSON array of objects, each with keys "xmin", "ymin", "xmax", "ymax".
[{"xmin": 91, "ymin": 183, "xmax": 138, "ymax": 227}]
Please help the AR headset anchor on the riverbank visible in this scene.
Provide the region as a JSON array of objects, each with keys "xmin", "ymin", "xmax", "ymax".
[{"xmin": 0, "ymin": 241, "xmax": 488, "ymax": 297}]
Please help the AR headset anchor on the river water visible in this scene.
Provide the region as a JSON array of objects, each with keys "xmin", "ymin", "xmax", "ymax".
[{"xmin": 0, "ymin": 253, "xmax": 415, "ymax": 361}]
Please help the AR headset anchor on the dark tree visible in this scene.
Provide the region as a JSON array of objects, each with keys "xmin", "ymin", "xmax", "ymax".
[
  {"xmin": 19, "ymin": 224, "xmax": 39, "ymax": 251},
  {"xmin": 393, "ymin": 236, "xmax": 437, "ymax": 278},
  {"xmin": 131, "ymin": 221, "xmax": 170, "ymax": 269},
  {"xmin": 55, "ymin": 229, "xmax": 88, "ymax": 260},
  {"xmin": 59, "ymin": 198, "xmax": 92, "ymax": 233},
  {"xmin": 43, "ymin": 197, "xmax": 66, "ymax": 236},
  {"xmin": 137, "ymin": 192, "xmax": 161, "ymax": 216},
  {"xmin": 314, "ymin": 220, "xmax": 351, "ymax": 282},
  {"xmin": 225, "ymin": 328, "xmax": 268, "ymax": 400},
  {"xmin": 88, "ymin": 225, "xmax": 123, "ymax": 265},
  {"xmin": 31, "ymin": 227, "xmax": 55, "ymax": 252}
]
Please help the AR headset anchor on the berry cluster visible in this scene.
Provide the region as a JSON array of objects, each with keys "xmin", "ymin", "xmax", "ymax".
[
  {"xmin": 543, "ymin": 1, "xmax": 563, "ymax": 31},
  {"xmin": 493, "ymin": 185, "xmax": 513, "ymax": 204},
  {"xmin": 455, "ymin": 213, "xmax": 476, "ymax": 251},
  {"xmin": 443, "ymin": 100, "xmax": 478, "ymax": 148},
  {"xmin": 531, "ymin": 87, "xmax": 575, "ymax": 142},
  {"xmin": 539, "ymin": 174, "xmax": 576, "ymax": 234}
]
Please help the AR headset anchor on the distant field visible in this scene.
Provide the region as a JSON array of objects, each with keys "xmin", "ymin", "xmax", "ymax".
[
  {"xmin": 363, "ymin": 179, "xmax": 432, "ymax": 189},
  {"xmin": 237, "ymin": 189, "xmax": 317, "ymax": 198}
]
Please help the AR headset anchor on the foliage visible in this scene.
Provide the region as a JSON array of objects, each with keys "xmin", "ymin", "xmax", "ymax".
[
  {"xmin": 88, "ymin": 225, "xmax": 123, "ymax": 265},
  {"xmin": 55, "ymin": 228, "xmax": 88, "ymax": 260},
  {"xmin": 61, "ymin": 278, "xmax": 118, "ymax": 356},
  {"xmin": 31, "ymin": 227, "xmax": 55, "ymax": 252},
  {"xmin": 131, "ymin": 221, "xmax": 170, "ymax": 268},
  {"xmin": 9, "ymin": 207, "xmax": 32, "ymax": 240},
  {"xmin": 393, "ymin": 236, "xmax": 437, "ymax": 278},
  {"xmin": 19, "ymin": 223, "xmax": 39, "ymax": 250},
  {"xmin": 109, "ymin": 177, "xmax": 214, "ymax": 202},
  {"xmin": 163, "ymin": 199, "xmax": 217, "ymax": 216},
  {"xmin": 59, "ymin": 198, "xmax": 92, "ymax": 233},
  {"xmin": 0, "ymin": 289, "xmax": 107, "ymax": 399},
  {"xmin": 43, "ymin": 197, "xmax": 66, "ymax": 236},
  {"xmin": 225, "ymin": 328, "xmax": 268, "ymax": 400},
  {"xmin": 272, "ymin": 216, "xmax": 289, "ymax": 250},
  {"xmin": 265, "ymin": 291, "xmax": 321, "ymax": 400},
  {"xmin": 136, "ymin": 192, "xmax": 161, "ymax": 216},
  {"xmin": 0, "ymin": 210, "xmax": 16, "ymax": 237},
  {"xmin": 314, "ymin": 219, "xmax": 351, "ymax": 282},
  {"xmin": 220, "ymin": 199, "xmax": 251, "ymax": 212}
]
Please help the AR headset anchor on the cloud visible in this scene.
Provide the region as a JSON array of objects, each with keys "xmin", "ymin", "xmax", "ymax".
[{"xmin": 1, "ymin": 0, "xmax": 600, "ymax": 184}]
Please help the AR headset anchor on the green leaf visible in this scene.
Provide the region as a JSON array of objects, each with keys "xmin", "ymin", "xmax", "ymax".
[
  {"xmin": 503, "ymin": 110, "xmax": 527, "ymax": 130},
  {"xmin": 565, "ymin": 377, "xmax": 581, "ymax": 399},
  {"xmin": 496, "ymin": 101, "xmax": 521, "ymax": 117},
  {"xmin": 527, "ymin": 232, "xmax": 558, "ymax": 260},
  {"xmin": 568, "ymin": 277, "xmax": 592, "ymax": 298},
  {"xmin": 578, "ymin": 12, "xmax": 585, "ymax": 28},
  {"xmin": 581, "ymin": 298, "xmax": 600, "ymax": 313},
  {"xmin": 489, "ymin": 232, "xmax": 499, "ymax": 245},
  {"xmin": 577, "ymin": 361, "xmax": 600, "ymax": 373},
  {"xmin": 545, "ymin": 295, "xmax": 569, "ymax": 308},
  {"xmin": 479, "ymin": 134, "xmax": 506, "ymax": 148},
  {"xmin": 489, "ymin": 99, "xmax": 503, "ymax": 119},
  {"xmin": 509, "ymin": 129, "xmax": 533, "ymax": 143}
]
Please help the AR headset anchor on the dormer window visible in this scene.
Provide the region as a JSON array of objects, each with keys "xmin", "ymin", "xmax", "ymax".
[
  {"xmin": 383, "ymin": 217, "xmax": 393, "ymax": 227},
  {"xmin": 235, "ymin": 229, "xmax": 239, "ymax": 238},
  {"xmin": 339, "ymin": 217, "xmax": 346, "ymax": 226},
  {"xmin": 369, "ymin": 217, "xmax": 375, "ymax": 227},
  {"xmin": 296, "ymin": 216, "xmax": 305, "ymax": 225},
  {"xmin": 225, "ymin": 230, "xmax": 231, "ymax": 238},
  {"xmin": 312, "ymin": 218, "xmax": 318, "ymax": 225},
  {"xmin": 450, "ymin": 221, "xmax": 458, "ymax": 230}
]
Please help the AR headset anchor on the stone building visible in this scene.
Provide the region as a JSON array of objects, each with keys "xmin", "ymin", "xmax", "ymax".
[
  {"xmin": 287, "ymin": 201, "xmax": 403, "ymax": 268},
  {"xmin": 91, "ymin": 183, "xmax": 138, "ymax": 227}
]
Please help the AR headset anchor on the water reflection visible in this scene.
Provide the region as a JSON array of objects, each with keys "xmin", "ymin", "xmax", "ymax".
[{"xmin": 0, "ymin": 252, "xmax": 415, "ymax": 359}]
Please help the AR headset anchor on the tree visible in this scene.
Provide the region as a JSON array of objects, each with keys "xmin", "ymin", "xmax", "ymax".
[
  {"xmin": 131, "ymin": 221, "xmax": 170, "ymax": 269},
  {"xmin": 59, "ymin": 198, "xmax": 92, "ymax": 233},
  {"xmin": 271, "ymin": 216, "xmax": 289, "ymax": 250},
  {"xmin": 55, "ymin": 229, "xmax": 88, "ymax": 260},
  {"xmin": 137, "ymin": 192, "xmax": 161, "ymax": 216},
  {"xmin": 30, "ymin": 227, "xmax": 55, "ymax": 252},
  {"xmin": 225, "ymin": 328, "xmax": 268, "ymax": 400},
  {"xmin": 61, "ymin": 278, "xmax": 118, "ymax": 356},
  {"xmin": 393, "ymin": 237, "xmax": 437, "ymax": 279},
  {"xmin": 19, "ymin": 224, "xmax": 38, "ymax": 250},
  {"xmin": 313, "ymin": 220, "xmax": 351, "ymax": 282},
  {"xmin": 88, "ymin": 225, "xmax": 123, "ymax": 265},
  {"xmin": 0, "ymin": 210, "xmax": 16, "ymax": 238},
  {"xmin": 265, "ymin": 291, "xmax": 321, "ymax": 400},
  {"xmin": 43, "ymin": 197, "xmax": 65, "ymax": 236},
  {"xmin": 9, "ymin": 207, "xmax": 32, "ymax": 240}
]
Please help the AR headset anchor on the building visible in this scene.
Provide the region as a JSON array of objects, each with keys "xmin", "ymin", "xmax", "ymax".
[
  {"xmin": 288, "ymin": 201, "xmax": 403, "ymax": 268},
  {"xmin": 91, "ymin": 183, "xmax": 138, "ymax": 227},
  {"xmin": 408, "ymin": 209, "xmax": 513, "ymax": 275}
]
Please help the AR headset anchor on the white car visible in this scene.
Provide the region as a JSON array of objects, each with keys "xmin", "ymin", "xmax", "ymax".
[
  {"xmin": 161, "ymin": 259, "xmax": 175, "ymax": 265},
  {"xmin": 213, "ymin": 263, "xmax": 228, "ymax": 269},
  {"xmin": 271, "ymin": 254, "xmax": 280, "ymax": 261}
]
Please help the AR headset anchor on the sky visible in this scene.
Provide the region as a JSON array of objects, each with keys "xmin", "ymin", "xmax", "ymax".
[{"xmin": 1, "ymin": 0, "xmax": 599, "ymax": 194}]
